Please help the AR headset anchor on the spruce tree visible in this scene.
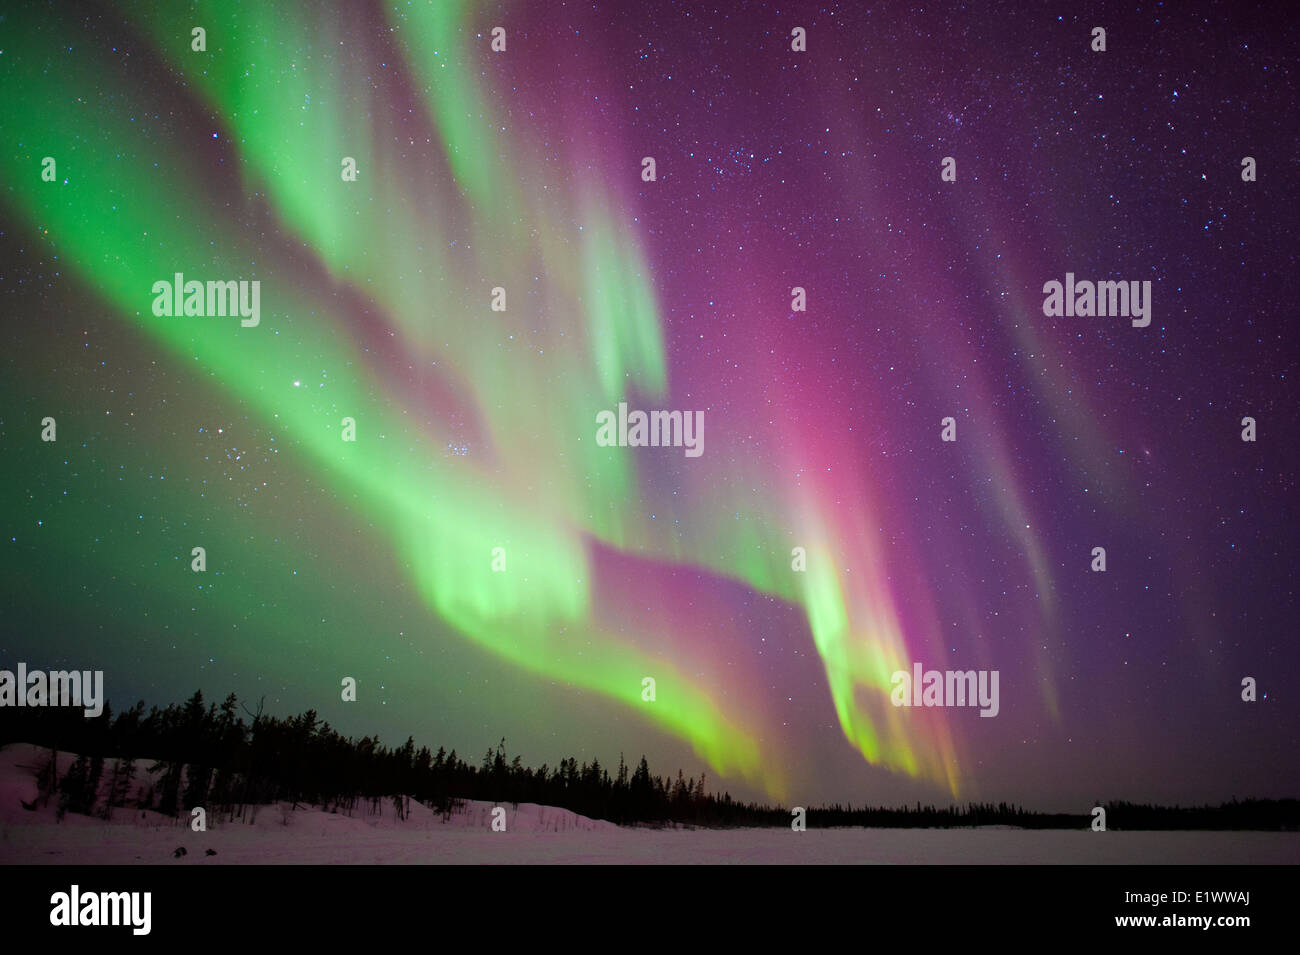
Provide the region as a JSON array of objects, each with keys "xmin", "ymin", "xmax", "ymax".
[
  {"xmin": 85, "ymin": 754, "xmax": 104, "ymax": 817},
  {"xmin": 57, "ymin": 755, "xmax": 89, "ymax": 820}
]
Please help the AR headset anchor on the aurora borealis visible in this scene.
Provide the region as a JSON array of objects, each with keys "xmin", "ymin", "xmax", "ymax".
[{"xmin": 2, "ymin": 0, "xmax": 1297, "ymax": 812}]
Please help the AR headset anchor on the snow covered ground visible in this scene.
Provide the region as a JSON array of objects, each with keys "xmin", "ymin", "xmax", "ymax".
[{"xmin": 2, "ymin": 744, "xmax": 1297, "ymax": 864}]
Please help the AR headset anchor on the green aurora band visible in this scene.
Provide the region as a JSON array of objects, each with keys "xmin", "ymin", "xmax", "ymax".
[{"xmin": 0, "ymin": 0, "xmax": 1035, "ymax": 799}]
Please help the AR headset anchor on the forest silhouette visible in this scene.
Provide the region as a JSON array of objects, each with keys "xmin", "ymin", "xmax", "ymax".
[{"xmin": 3, "ymin": 690, "xmax": 1295, "ymax": 831}]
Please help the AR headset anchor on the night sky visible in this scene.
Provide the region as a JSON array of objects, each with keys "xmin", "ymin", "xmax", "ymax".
[{"xmin": 1, "ymin": 0, "xmax": 1297, "ymax": 812}]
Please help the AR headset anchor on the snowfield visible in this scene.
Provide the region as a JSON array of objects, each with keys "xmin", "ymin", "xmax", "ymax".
[{"xmin": 2, "ymin": 745, "xmax": 1297, "ymax": 865}]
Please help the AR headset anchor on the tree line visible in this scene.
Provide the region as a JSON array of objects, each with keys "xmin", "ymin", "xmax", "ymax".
[{"xmin": 2, "ymin": 690, "xmax": 1295, "ymax": 830}]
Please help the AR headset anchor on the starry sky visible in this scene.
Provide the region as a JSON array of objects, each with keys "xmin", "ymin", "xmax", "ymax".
[{"xmin": 1, "ymin": 0, "xmax": 1297, "ymax": 811}]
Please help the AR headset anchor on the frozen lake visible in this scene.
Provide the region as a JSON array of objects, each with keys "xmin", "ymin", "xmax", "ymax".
[{"xmin": 4, "ymin": 813, "xmax": 1297, "ymax": 865}]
